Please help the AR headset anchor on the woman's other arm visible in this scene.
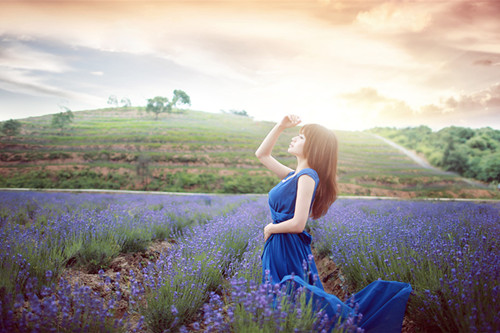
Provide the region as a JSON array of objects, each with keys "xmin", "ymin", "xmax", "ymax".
[
  {"xmin": 263, "ymin": 175, "xmax": 315, "ymax": 240},
  {"xmin": 255, "ymin": 115, "xmax": 300, "ymax": 179}
]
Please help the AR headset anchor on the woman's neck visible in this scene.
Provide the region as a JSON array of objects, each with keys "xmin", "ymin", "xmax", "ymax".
[{"xmin": 295, "ymin": 158, "xmax": 310, "ymax": 173}]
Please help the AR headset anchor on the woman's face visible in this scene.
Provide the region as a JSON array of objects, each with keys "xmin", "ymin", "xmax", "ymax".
[{"xmin": 288, "ymin": 133, "xmax": 306, "ymax": 158}]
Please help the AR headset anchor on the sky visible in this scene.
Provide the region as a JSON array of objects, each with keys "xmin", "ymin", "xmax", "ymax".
[{"xmin": 0, "ymin": 0, "xmax": 500, "ymax": 131}]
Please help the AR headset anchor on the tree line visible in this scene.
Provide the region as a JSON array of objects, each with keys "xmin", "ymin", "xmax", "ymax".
[
  {"xmin": 368, "ymin": 126, "xmax": 500, "ymax": 183},
  {"xmin": 145, "ymin": 90, "xmax": 190, "ymax": 120}
]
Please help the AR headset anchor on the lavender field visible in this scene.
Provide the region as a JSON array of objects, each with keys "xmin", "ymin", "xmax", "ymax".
[{"xmin": 0, "ymin": 190, "xmax": 499, "ymax": 332}]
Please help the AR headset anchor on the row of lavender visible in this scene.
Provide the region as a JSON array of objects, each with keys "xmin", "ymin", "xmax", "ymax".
[
  {"xmin": 313, "ymin": 199, "xmax": 500, "ymax": 332},
  {"xmin": 1, "ymin": 191, "xmax": 499, "ymax": 332},
  {"xmin": 0, "ymin": 191, "xmax": 244, "ymax": 290}
]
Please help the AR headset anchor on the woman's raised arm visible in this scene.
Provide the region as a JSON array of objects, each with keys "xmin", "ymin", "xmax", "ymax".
[{"xmin": 255, "ymin": 115, "xmax": 301, "ymax": 179}]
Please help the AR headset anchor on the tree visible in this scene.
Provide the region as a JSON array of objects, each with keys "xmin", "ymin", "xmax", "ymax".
[
  {"xmin": 468, "ymin": 136, "xmax": 488, "ymax": 151},
  {"xmin": 478, "ymin": 152, "xmax": 500, "ymax": 182},
  {"xmin": 172, "ymin": 90, "xmax": 191, "ymax": 109},
  {"xmin": 120, "ymin": 97, "xmax": 131, "ymax": 108},
  {"xmin": 1, "ymin": 119, "xmax": 22, "ymax": 137},
  {"xmin": 51, "ymin": 109, "xmax": 74, "ymax": 134},
  {"xmin": 442, "ymin": 140, "xmax": 469, "ymax": 174},
  {"xmin": 229, "ymin": 109, "xmax": 249, "ymax": 117},
  {"xmin": 146, "ymin": 96, "xmax": 172, "ymax": 120},
  {"xmin": 107, "ymin": 95, "xmax": 119, "ymax": 108},
  {"xmin": 146, "ymin": 90, "xmax": 191, "ymax": 120}
]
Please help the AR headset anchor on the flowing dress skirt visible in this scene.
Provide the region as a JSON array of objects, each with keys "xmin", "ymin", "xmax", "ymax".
[{"xmin": 261, "ymin": 231, "xmax": 412, "ymax": 333}]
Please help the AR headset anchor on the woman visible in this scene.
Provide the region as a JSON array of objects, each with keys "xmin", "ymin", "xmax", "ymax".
[
  {"xmin": 255, "ymin": 114, "xmax": 337, "ymax": 288},
  {"xmin": 255, "ymin": 115, "xmax": 412, "ymax": 332}
]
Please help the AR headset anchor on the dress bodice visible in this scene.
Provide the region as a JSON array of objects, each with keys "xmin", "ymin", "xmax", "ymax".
[{"xmin": 268, "ymin": 168, "xmax": 319, "ymax": 223}]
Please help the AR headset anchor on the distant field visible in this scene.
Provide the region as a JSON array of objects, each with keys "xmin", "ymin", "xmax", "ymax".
[{"xmin": 1, "ymin": 108, "xmax": 498, "ymax": 199}]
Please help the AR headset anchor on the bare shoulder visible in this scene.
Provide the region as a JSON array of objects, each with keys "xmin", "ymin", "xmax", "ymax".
[{"xmin": 297, "ymin": 174, "xmax": 316, "ymax": 189}]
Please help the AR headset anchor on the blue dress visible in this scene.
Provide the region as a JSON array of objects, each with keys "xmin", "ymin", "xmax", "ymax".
[
  {"xmin": 261, "ymin": 168, "xmax": 412, "ymax": 332},
  {"xmin": 261, "ymin": 168, "xmax": 323, "ymax": 288}
]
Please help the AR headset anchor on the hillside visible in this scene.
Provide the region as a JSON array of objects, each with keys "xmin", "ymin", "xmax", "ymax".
[{"xmin": 1, "ymin": 108, "xmax": 498, "ymax": 199}]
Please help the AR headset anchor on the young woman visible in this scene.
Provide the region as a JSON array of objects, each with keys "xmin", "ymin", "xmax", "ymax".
[
  {"xmin": 255, "ymin": 114, "xmax": 338, "ymax": 288},
  {"xmin": 255, "ymin": 115, "xmax": 412, "ymax": 332}
]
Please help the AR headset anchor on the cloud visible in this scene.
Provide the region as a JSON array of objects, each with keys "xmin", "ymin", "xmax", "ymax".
[
  {"xmin": 473, "ymin": 59, "xmax": 500, "ymax": 67},
  {"xmin": 355, "ymin": 1, "xmax": 433, "ymax": 33},
  {"xmin": 339, "ymin": 84, "xmax": 500, "ymax": 128},
  {"xmin": 339, "ymin": 87, "xmax": 390, "ymax": 104},
  {"xmin": 352, "ymin": 1, "xmax": 500, "ymax": 70},
  {"xmin": 0, "ymin": 39, "xmax": 101, "ymax": 104},
  {"xmin": 431, "ymin": 83, "xmax": 500, "ymax": 113},
  {"xmin": 338, "ymin": 87, "xmax": 415, "ymax": 127},
  {"xmin": 0, "ymin": 40, "xmax": 71, "ymax": 73},
  {"xmin": 416, "ymin": 83, "xmax": 500, "ymax": 128},
  {"xmin": 412, "ymin": 1, "xmax": 500, "ymax": 53},
  {"xmin": 0, "ymin": 1, "xmax": 308, "ymax": 85},
  {"xmin": 444, "ymin": 0, "xmax": 500, "ymax": 26},
  {"xmin": 0, "ymin": 67, "xmax": 100, "ymax": 105}
]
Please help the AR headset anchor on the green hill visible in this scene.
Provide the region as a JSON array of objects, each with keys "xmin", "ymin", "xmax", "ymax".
[{"xmin": 1, "ymin": 108, "xmax": 498, "ymax": 199}]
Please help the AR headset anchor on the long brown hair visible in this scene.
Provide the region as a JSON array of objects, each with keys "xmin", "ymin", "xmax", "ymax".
[{"xmin": 300, "ymin": 124, "xmax": 338, "ymax": 219}]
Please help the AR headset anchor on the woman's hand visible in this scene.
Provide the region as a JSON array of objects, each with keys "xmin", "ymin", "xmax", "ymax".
[
  {"xmin": 264, "ymin": 223, "xmax": 274, "ymax": 242},
  {"xmin": 278, "ymin": 115, "xmax": 301, "ymax": 129}
]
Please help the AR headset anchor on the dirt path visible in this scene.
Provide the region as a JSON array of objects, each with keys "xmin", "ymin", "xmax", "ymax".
[{"xmin": 370, "ymin": 134, "xmax": 436, "ymax": 170}]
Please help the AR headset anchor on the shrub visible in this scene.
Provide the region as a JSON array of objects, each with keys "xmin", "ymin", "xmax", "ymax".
[
  {"xmin": 142, "ymin": 251, "xmax": 224, "ymax": 332},
  {"xmin": 72, "ymin": 236, "xmax": 120, "ymax": 273},
  {"xmin": 1, "ymin": 119, "xmax": 22, "ymax": 136},
  {"xmin": 116, "ymin": 228, "xmax": 152, "ymax": 253}
]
